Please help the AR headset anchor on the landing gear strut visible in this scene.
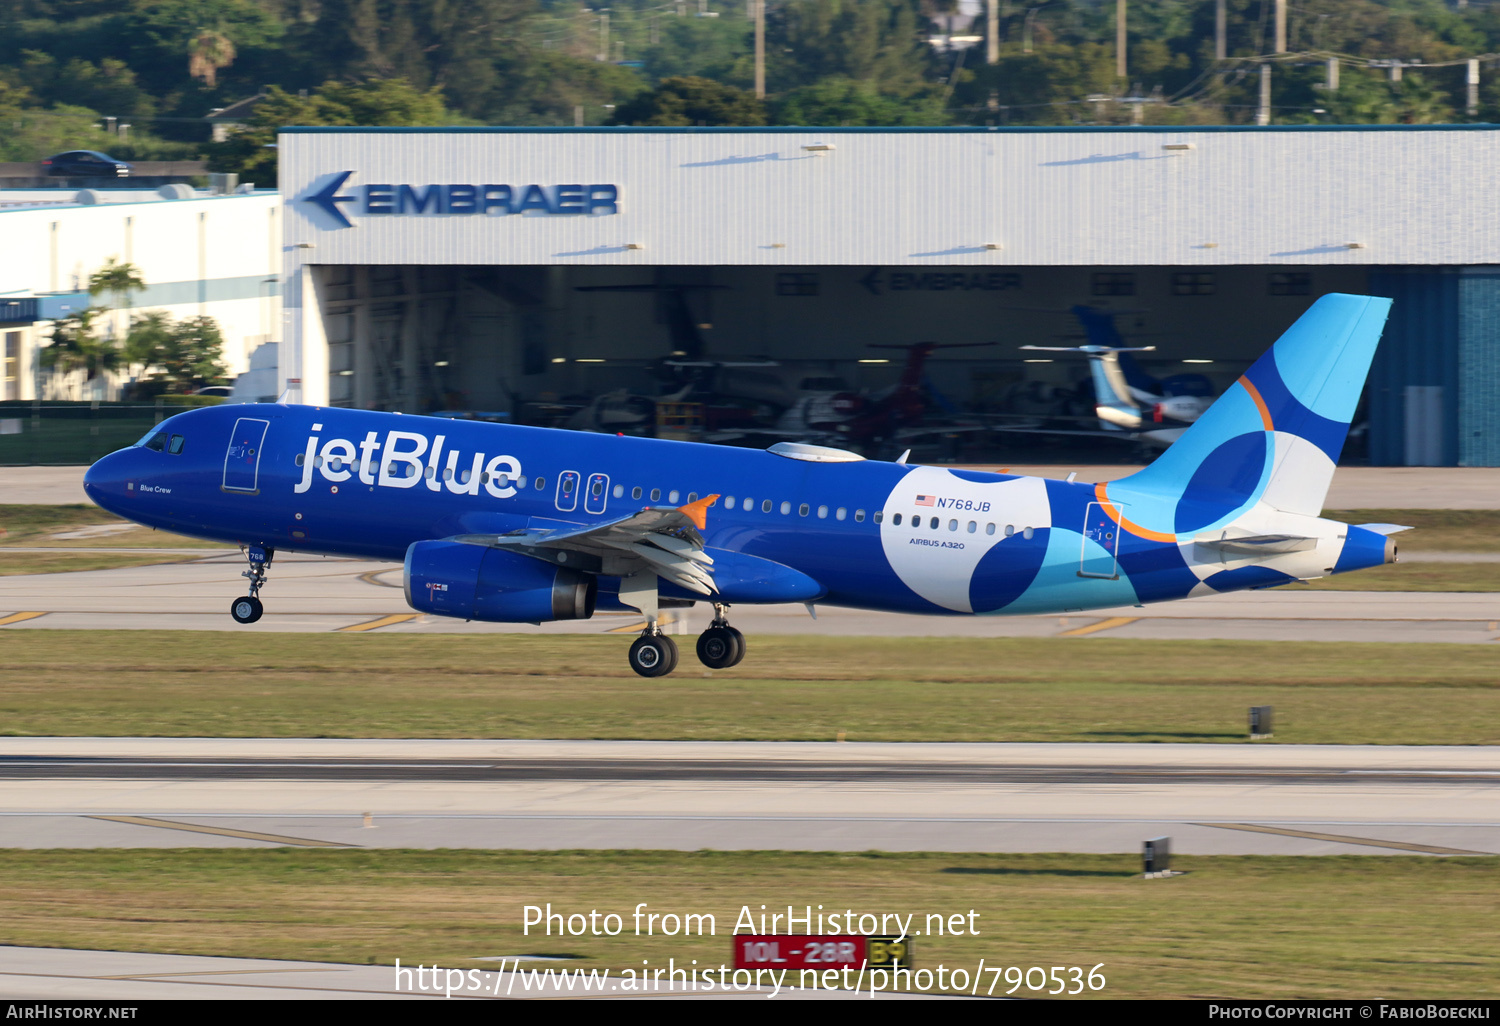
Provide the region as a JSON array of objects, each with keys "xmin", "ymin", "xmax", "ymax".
[
  {"xmin": 230, "ymin": 544, "xmax": 273, "ymax": 624},
  {"xmin": 696, "ymin": 604, "xmax": 746, "ymax": 670}
]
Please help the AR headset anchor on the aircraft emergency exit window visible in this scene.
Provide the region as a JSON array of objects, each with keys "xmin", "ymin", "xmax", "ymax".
[
  {"xmin": 613, "ymin": 484, "xmax": 624, "ymax": 498},
  {"xmin": 799, "ymin": 503, "xmax": 809, "ymax": 516},
  {"xmin": 817, "ymin": 505, "xmax": 828, "ymax": 519},
  {"xmin": 892, "ymin": 513, "xmax": 903, "ymax": 526},
  {"xmin": 836, "ymin": 507, "xmax": 846, "ymax": 521},
  {"xmin": 780, "ymin": 501, "xmax": 791, "ymax": 515},
  {"xmin": 167, "ymin": 435, "xmax": 184, "ymax": 454},
  {"xmin": 592, "ymin": 479, "xmax": 605, "ymax": 497},
  {"xmin": 651, "ymin": 488, "xmax": 661, "ymax": 501},
  {"xmin": 562, "ymin": 477, "xmax": 574, "ymax": 494},
  {"xmin": 762, "ymin": 500, "xmax": 772, "ymax": 513},
  {"xmin": 632, "ymin": 486, "xmax": 643, "ymax": 499}
]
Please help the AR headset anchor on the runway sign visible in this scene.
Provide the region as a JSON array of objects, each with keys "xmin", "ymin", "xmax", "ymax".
[{"xmin": 734, "ymin": 935, "xmax": 910, "ymax": 971}]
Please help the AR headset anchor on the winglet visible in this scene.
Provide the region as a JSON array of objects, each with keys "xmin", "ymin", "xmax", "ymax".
[{"xmin": 677, "ymin": 493, "xmax": 720, "ymax": 531}]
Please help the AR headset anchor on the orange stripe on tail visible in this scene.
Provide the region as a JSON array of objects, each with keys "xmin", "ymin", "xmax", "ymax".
[{"xmin": 1094, "ymin": 481, "xmax": 1177, "ymax": 544}]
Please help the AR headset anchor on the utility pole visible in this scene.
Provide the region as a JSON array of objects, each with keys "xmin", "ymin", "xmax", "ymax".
[
  {"xmin": 1325, "ymin": 57, "xmax": 1339, "ymax": 93},
  {"xmin": 1274, "ymin": 0, "xmax": 1286, "ymax": 52},
  {"xmin": 1257, "ymin": 64, "xmax": 1271, "ymax": 125},
  {"xmin": 1116, "ymin": 0, "xmax": 1126, "ymax": 80},
  {"xmin": 1468, "ymin": 58, "xmax": 1480, "ymax": 118},
  {"xmin": 1215, "ymin": 0, "xmax": 1226, "ymax": 61},
  {"xmin": 753, "ymin": 0, "xmax": 765, "ymax": 98},
  {"xmin": 597, "ymin": 10, "xmax": 609, "ymax": 62},
  {"xmin": 987, "ymin": 0, "xmax": 999, "ymax": 65}
]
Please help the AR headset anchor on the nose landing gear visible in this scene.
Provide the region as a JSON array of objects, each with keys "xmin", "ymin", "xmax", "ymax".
[
  {"xmin": 696, "ymin": 604, "xmax": 746, "ymax": 670},
  {"xmin": 230, "ymin": 544, "xmax": 273, "ymax": 624}
]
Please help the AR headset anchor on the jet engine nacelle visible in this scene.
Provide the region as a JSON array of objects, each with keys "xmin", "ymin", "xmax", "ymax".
[{"xmin": 404, "ymin": 540, "xmax": 597, "ymax": 622}]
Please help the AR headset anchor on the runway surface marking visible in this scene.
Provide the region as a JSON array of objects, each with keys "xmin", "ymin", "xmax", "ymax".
[
  {"xmin": 87, "ymin": 815, "xmax": 355, "ymax": 848},
  {"xmin": 357, "ymin": 570, "xmax": 399, "ymax": 589},
  {"xmin": 1195, "ymin": 822, "xmax": 1491, "ymax": 855},
  {"xmin": 1058, "ymin": 616, "xmax": 1139, "ymax": 637},
  {"xmin": 95, "ymin": 968, "xmax": 346, "ymax": 980},
  {"xmin": 335, "ymin": 613, "xmax": 420, "ymax": 633},
  {"xmin": 0, "ymin": 611, "xmax": 46, "ymax": 626}
]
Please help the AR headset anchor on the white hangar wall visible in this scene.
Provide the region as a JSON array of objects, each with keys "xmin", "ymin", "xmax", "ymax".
[
  {"xmin": 279, "ymin": 126, "xmax": 1500, "ymax": 268},
  {"xmin": 0, "ymin": 192, "xmax": 282, "ymax": 401}
]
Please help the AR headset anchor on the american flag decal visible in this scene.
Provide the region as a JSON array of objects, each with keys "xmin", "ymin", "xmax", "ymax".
[{"xmin": 915, "ymin": 494, "xmax": 936, "ymax": 506}]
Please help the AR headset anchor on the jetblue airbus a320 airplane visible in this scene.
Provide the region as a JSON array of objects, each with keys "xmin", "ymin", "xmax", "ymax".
[{"xmin": 85, "ymin": 293, "xmax": 1404, "ymax": 677}]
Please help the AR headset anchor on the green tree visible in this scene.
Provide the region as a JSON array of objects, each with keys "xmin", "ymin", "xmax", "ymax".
[
  {"xmin": 88, "ymin": 257, "xmax": 146, "ymax": 311},
  {"xmin": 207, "ymin": 78, "xmax": 458, "ymax": 184},
  {"xmin": 772, "ymin": 77, "xmax": 947, "ymax": 125},
  {"xmin": 125, "ymin": 313, "xmax": 228, "ymax": 395},
  {"xmin": 609, "ymin": 75, "xmax": 765, "ymax": 126},
  {"xmin": 40, "ymin": 308, "xmax": 120, "ymax": 395},
  {"xmin": 769, "ymin": 0, "xmax": 936, "ymax": 98}
]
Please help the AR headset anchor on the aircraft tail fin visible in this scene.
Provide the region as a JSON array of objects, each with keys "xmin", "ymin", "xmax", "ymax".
[{"xmin": 1108, "ymin": 294, "xmax": 1392, "ymax": 530}]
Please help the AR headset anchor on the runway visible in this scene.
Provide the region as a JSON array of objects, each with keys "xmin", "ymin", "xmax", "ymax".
[
  {"xmin": 0, "ymin": 946, "xmax": 836, "ymax": 1000},
  {"xmin": 2, "ymin": 552, "xmax": 1499, "ymax": 642},
  {"xmin": 3, "ymin": 739, "xmax": 1496, "ymax": 857}
]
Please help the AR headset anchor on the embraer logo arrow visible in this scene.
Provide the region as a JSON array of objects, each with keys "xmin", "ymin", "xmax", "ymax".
[{"xmin": 301, "ymin": 170, "xmax": 358, "ymax": 229}]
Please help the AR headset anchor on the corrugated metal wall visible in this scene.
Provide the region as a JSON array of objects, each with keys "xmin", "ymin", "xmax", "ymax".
[
  {"xmin": 280, "ymin": 127, "xmax": 1500, "ymax": 269},
  {"xmin": 1458, "ymin": 271, "xmax": 1500, "ymax": 467}
]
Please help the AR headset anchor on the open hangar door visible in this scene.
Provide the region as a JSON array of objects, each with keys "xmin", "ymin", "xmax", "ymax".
[{"xmin": 316, "ymin": 262, "xmax": 1371, "ymax": 461}]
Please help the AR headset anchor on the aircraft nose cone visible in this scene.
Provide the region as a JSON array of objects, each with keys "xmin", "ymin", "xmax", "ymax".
[{"xmin": 83, "ymin": 449, "xmax": 131, "ymax": 514}]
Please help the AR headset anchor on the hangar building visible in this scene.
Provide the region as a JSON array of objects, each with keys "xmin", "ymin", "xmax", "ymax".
[{"xmin": 279, "ymin": 125, "xmax": 1500, "ymax": 467}]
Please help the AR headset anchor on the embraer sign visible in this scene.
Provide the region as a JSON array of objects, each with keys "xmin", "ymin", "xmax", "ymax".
[{"xmin": 300, "ymin": 170, "xmax": 620, "ymax": 229}]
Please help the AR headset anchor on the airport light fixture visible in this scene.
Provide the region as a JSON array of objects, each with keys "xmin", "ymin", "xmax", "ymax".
[
  {"xmin": 802, "ymin": 143, "xmax": 835, "ymax": 154},
  {"xmin": 857, "ymin": 359, "xmax": 890, "ymax": 364},
  {"xmin": 1182, "ymin": 359, "xmax": 1214, "ymax": 364},
  {"xmin": 1162, "ymin": 143, "xmax": 1195, "ymax": 152}
]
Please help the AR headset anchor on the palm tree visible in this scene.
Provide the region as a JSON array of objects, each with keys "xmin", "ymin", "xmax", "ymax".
[
  {"xmin": 87, "ymin": 257, "xmax": 145, "ymax": 310},
  {"xmin": 40, "ymin": 308, "xmax": 121, "ymax": 399},
  {"xmin": 189, "ymin": 29, "xmax": 237, "ymax": 89}
]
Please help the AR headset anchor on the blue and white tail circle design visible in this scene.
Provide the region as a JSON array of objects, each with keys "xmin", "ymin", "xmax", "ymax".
[{"xmin": 83, "ymin": 293, "xmax": 1401, "ymax": 676}]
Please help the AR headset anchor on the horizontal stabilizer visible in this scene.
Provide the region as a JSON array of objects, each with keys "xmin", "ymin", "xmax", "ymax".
[
  {"xmin": 1356, "ymin": 523, "xmax": 1413, "ymax": 536},
  {"xmin": 1193, "ymin": 532, "xmax": 1318, "ymax": 558}
]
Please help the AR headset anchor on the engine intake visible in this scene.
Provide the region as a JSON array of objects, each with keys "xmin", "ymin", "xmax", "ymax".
[{"xmin": 404, "ymin": 540, "xmax": 596, "ymax": 622}]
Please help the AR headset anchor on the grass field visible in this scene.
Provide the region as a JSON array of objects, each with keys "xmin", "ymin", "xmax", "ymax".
[
  {"xmin": 3, "ymin": 631, "xmax": 1498, "ymax": 743},
  {"xmin": 1324, "ymin": 510, "xmax": 1500, "ymax": 553},
  {"xmin": 0, "ymin": 849, "xmax": 1494, "ymax": 999},
  {"xmin": 1297, "ymin": 561, "xmax": 1500, "ymax": 592}
]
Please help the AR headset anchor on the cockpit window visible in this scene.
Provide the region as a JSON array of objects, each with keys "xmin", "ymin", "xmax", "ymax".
[
  {"xmin": 141, "ymin": 431, "xmax": 167, "ymax": 452},
  {"xmin": 167, "ymin": 434, "xmax": 184, "ymax": 455}
]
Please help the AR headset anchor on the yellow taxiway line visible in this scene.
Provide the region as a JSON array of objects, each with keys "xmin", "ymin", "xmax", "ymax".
[{"xmin": 1058, "ymin": 616, "xmax": 1139, "ymax": 637}]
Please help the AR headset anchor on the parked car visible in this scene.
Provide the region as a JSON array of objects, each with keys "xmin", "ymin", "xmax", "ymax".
[
  {"xmin": 42, "ymin": 151, "xmax": 132, "ymax": 177},
  {"xmin": 191, "ymin": 386, "xmax": 234, "ymax": 398}
]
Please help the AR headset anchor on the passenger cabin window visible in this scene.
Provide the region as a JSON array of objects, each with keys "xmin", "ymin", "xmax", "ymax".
[
  {"xmin": 632, "ymin": 486, "xmax": 643, "ymax": 500},
  {"xmin": 535, "ymin": 477, "xmax": 546, "ymax": 490},
  {"xmin": 762, "ymin": 500, "xmax": 772, "ymax": 513},
  {"xmin": 893, "ymin": 513, "xmax": 903, "ymax": 526},
  {"xmin": 651, "ymin": 488, "xmax": 661, "ymax": 501},
  {"xmin": 854, "ymin": 510, "xmax": 865, "ymax": 522},
  {"xmin": 725, "ymin": 497, "xmax": 737, "ymax": 509},
  {"xmin": 873, "ymin": 511, "xmax": 883, "ymax": 524},
  {"xmin": 613, "ymin": 484, "xmax": 624, "ymax": 498},
  {"xmin": 780, "ymin": 501, "xmax": 791, "ymax": 515}
]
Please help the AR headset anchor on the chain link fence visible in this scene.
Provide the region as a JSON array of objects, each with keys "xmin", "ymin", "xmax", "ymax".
[{"xmin": 0, "ymin": 399, "xmax": 225, "ymax": 465}]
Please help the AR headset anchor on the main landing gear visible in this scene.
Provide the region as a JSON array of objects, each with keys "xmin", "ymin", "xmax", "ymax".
[
  {"xmin": 230, "ymin": 544, "xmax": 273, "ymax": 625},
  {"xmin": 624, "ymin": 605, "xmax": 746, "ymax": 678},
  {"xmin": 696, "ymin": 604, "xmax": 745, "ymax": 670}
]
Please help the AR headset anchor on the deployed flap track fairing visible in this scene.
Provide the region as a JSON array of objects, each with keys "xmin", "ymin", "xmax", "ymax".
[{"xmin": 85, "ymin": 294, "xmax": 1397, "ymax": 677}]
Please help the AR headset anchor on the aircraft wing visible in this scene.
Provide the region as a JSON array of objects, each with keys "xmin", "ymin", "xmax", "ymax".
[{"xmin": 450, "ymin": 495, "xmax": 721, "ymax": 596}]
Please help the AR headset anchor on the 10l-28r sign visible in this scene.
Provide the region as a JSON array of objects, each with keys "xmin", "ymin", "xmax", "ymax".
[{"xmin": 734, "ymin": 935, "xmax": 910, "ymax": 971}]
